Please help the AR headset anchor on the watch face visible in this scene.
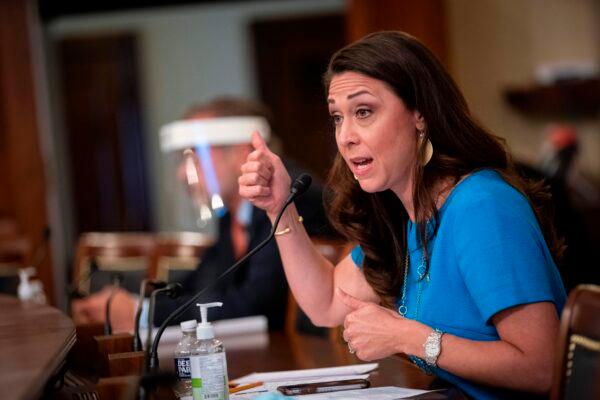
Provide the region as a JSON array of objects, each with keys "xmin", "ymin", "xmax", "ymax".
[
  {"xmin": 424, "ymin": 330, "xmax": 443, "ymax": 366},
  {"xmin": 425, "ymin": 341, "xmax": 439, "ymax": 356}
]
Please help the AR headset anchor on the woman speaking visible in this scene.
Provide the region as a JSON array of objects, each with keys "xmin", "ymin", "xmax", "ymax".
[{"xmin": 238, "ymin": 31, "xmax": 566, "ymax": 399}]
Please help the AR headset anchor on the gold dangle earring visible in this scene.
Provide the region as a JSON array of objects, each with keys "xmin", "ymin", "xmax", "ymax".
[{"xmin": 418, "ymin": 128, "xmax": 433, "ymax": 166}]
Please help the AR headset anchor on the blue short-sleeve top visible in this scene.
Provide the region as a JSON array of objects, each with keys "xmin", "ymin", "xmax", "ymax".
[{"xmin": 351, "ymin": 169, "xmax": 566, "ymax": 399}]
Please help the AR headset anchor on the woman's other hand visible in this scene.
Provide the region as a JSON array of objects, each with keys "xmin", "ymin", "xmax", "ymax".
[
  {"xmin": 338, "ymin": 288, "xmax": 425, "ymax": 361},
  {"xmin": 239, "ymin": 131, "xmax": 292, "ymax": 219}
]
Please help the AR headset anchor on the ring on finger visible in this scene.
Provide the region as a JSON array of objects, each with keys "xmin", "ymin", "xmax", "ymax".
[{"xmin": 347, "ymin": 343, "xmax": 355, "ymax": 354}]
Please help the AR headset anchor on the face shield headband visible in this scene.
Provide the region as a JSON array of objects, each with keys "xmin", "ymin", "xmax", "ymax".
[{"xmin": 160, "ymin": 116, "xmax": 271, "ymax": 222}]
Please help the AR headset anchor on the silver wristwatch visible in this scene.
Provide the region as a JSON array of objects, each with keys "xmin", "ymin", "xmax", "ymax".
[{"xmin": 423, "ymin": 329, "xmax": 444, "ymax": 367}]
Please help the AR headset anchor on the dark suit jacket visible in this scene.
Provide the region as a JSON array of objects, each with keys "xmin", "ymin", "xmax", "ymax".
[{"xmin": 154, "ymin": 170, "xmax": 334, "ymax": 330}]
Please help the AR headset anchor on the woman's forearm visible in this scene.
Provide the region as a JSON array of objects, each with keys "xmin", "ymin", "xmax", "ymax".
[
  {"xmin": 269, "ymin": 204, "xmax": 341, "ymax": 326},
  {"xmin": 445, "ymin": 336, "xmax": 551, "ymax": 392},
  {"xmin": 400, "ymin": 317, "xmax": 555, "ymax": 393},
  {"xmin": 418, "ymin": 335, "xmax": 549, "ymax": 392}
]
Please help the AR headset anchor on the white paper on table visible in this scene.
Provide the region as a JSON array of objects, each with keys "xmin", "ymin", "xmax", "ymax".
[
  {"xmin": 141, "ymin": 315, "xmax": 269, "ymax": 346},
  {"xmin": 231, "ymin": 386, "xmax": 430, "ymax": 400},
  {"xmin": 232, "ymin": 363, "xmax": 378, "ymax": 385},
  {"xmin": 230, "ymin": 374, "xmax": 370, "ymax": 396},
  {"xmin": 300, "ymin": 386, "xmax": 430, "ymax": 399},
  {"xmin": 143, "ymin": 315, "xmax": 269, "ymax": 360}
]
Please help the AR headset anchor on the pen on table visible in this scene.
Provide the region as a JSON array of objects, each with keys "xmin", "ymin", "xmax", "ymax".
[{"xmin": 229, "ymin": 381, "xmax": 264, "ymax": 394}]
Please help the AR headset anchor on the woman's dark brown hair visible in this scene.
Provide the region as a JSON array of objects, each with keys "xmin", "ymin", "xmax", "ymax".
[{"xmin": 323, "ymin": 31, "xmax": 564, "ymax": 308}]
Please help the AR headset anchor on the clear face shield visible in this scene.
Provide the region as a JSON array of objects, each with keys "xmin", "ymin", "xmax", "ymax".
[{"xmin": 159, "ymin": 116, "xmax": 271, "ymax": 237}]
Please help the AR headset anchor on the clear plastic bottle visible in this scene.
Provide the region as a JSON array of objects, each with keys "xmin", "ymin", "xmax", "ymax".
[
  {"xmin": 173, "ymin": 319, "xmax": 198, "ymax": 398},
  {"xmin": 190, "ymin": 302, "xmax": 229, "ymax": 400}
]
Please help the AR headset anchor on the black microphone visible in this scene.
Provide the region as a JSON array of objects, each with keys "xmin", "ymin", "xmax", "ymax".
[
  {"xmin": 133, "ymin": 279, "xmax": 168, "ymax": 351},
  {"xmin": 145, "ymin": 283, "xmax": 183, "ymax": 352},
  {"xmin": 104, "ymin": 272, "xmax": 124, "ymax": 335},
  {"xmin": 146, "ymin": 173, "xmax": 312, "ymax": 371},
  {"xmin": 290, "ymin": 173, "xmax": 312, "ymax": 196}
]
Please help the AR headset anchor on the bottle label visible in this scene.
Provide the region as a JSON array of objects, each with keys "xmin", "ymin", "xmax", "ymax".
[
  {"xmin": 190, "ymin": 353, "xmax": 229, "ymax": 400},
  {"xmin": 174, "ymin": 357, "xmax": 191, "ymax": 380}
]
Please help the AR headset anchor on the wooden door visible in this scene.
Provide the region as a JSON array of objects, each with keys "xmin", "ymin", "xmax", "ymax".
[
  {"xmin": 346, "ymin": 0, "xmax": 448, "ymax": 66},
  {"xmin": 58, "ymin": 34, "xmax": 152, "ymax": 235},
  {"xmin": 252, "ymin": 13, "xmax": 346, "ymax": 180}
]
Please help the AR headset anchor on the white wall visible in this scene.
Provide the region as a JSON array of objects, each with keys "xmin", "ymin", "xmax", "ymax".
[{"xmin": 447, "ymin": 0, "xmax": 599, "ymax": 178}]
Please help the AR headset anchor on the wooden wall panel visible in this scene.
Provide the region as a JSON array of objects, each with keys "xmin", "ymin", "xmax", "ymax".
[
  {"xmin": 252, "ymin": 14, "xmax": 346, "ymax": 180},
  {"xmin": 346, "ymin": 0, "xmax": 449, "ymax": 66},
  {"xmin": 0, "ymin": 0, "xmax": 54, "ymax": 302},
  {"xmin": 58, "ymin": 34, "xmax": 152, "ymax": 235},
  {"xmin": 0, "ymin": 54, "xmax": 15, "ymax": 217}
]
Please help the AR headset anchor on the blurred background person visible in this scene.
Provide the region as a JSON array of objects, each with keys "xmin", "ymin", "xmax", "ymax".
[
  {"xmin": 535, "ymin": 124, "xmax": 599, "ymax": 292},
  {"xmin": 71, "ymin": 97, "xmax": 336, "ymax": 331}
]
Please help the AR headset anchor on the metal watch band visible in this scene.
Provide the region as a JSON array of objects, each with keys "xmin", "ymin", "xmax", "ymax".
[{"xmin": 423, "ymin": 328, "xmax": 444, "ymax": 367}]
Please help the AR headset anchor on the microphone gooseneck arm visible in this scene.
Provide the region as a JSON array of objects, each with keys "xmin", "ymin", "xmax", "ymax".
[
  {"xmin": 67, "ymin": 257, "xmax": 100, "ymax": 300},
  {"xmin": 30, "ymin": 227, "xmax": 51, "ymax": 270},
  {"xmin": 104, "ymin": 273, "xmax": 123, "ymax": 335},
  {"xmin": 133, "ymin": 279, "xmax": 151, "ymax": 352},
  {"xmin": 147, "ymin": 174, "xmax": 312, "ymax": 372},
  {"xmin": 145, "ymin": 283, "xmax": 182, "ymax": 353},
  {"xmin": 134, "ymin": 279, "xmax": 167, "ymax": 352}
]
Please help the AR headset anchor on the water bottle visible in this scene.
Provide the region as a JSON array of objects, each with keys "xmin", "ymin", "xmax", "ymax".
[{"xmin": 173, "ymin": 319, "xmax": 198, "ymax": 398}]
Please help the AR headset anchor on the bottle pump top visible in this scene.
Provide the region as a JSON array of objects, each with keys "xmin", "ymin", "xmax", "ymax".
[
  {"xmin": 195, "ymin": 302, "xmax": 222, "ymax": 340},
  {"xmin": 18, "ymin": 267, "xmax": 37, "ymax": 301},
  {"xmin": 180, "ymin": 319, "xmax": 198, "ymax": 332}
]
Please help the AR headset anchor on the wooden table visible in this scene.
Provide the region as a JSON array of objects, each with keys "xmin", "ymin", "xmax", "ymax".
[
  {"xmin": 0, "ymin": 294, "xmax": 76, "ymax": 400},
  {"xmin": 0, "ymin": 295, "xmax": 455, "ymax": 400},
  {"xmin": 95, "ymin": 327, "xmax": 458, "ymax": 399},
  {"xmin": 223, "ymin": 331, "xmax": 438, "ymax": 390}
]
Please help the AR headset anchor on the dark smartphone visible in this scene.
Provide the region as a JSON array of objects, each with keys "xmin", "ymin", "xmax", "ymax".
[{"xmin": 277, "ymin": 378, "xmax": 370, "ymax": 395}]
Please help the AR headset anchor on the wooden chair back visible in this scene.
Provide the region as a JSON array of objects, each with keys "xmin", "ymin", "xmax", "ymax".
[
  {"xmin": 551, "ymin": 284, "xmax": 600, "ymax": 400},
  {"xmin": 72, "ymin": 232, "xmax": 156, "ymax": 295},
  {"xmin": 148, "ymin": 231, "xmax": 214, "ymax": 283}
]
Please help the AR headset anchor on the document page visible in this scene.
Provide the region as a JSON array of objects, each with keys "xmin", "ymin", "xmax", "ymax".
[
  {"xmin": 300, "ymin": 386, "xmax": 430, "ymax": 399},
  {"xmin": 230, "ymin": 374, "xmax": 370, "ymax": 396},
  {"xmin": 227, "ymin": 363, "xmax": 433, "ymax": 399},
  {"xmin": 230, "ymin": 386, "xmax": 430, "ymax": 399},
  {"xmin": 232, "ymin": 363, "xmax": 378, "ymax": 384}
]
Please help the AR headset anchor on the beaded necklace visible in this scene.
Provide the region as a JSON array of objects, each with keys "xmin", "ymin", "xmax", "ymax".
[{"xmin": 397, "ymin": 222, "xmax": 430, "ymax": 319}]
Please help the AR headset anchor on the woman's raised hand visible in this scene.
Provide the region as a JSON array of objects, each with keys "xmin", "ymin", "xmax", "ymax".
[{"xmin": 239, "ymin": 132, "xmax": 292, "ymax": 219}]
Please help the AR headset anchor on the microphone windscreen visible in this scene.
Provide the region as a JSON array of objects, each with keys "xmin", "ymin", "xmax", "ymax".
[
  {"xmin": 291, "ymin": 173, "xmax": 312, "ymax": 196},
  {"xmin": 166, "ymin": 283, "xmax": 183, "ymax": 299},
  {"xmin": 149, "ymin": 280, "xmax": 168, "ymax": 289}
]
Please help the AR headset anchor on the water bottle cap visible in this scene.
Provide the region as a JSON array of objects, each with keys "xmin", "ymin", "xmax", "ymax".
[{"xmin": 180, "ymin": 319, "xmax": 197, "ymax": 332}]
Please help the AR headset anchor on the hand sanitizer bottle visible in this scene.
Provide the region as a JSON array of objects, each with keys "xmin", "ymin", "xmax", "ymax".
[
  {"xmin": 173, "ymin": 319, "xmax": 198, "ymax": 398},
  {"xmin": 190, "ymin": 302, "xmax": 229, "ymax": 400},
  {"xmin": 18, "ymin": 267, "xmax": 47, "ymax": 304}
]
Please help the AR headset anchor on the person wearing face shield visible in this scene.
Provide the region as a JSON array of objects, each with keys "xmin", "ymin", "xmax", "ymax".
[{"xmin": 71, "ymin": 97, "xmax": 335, "ymax": 332}]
